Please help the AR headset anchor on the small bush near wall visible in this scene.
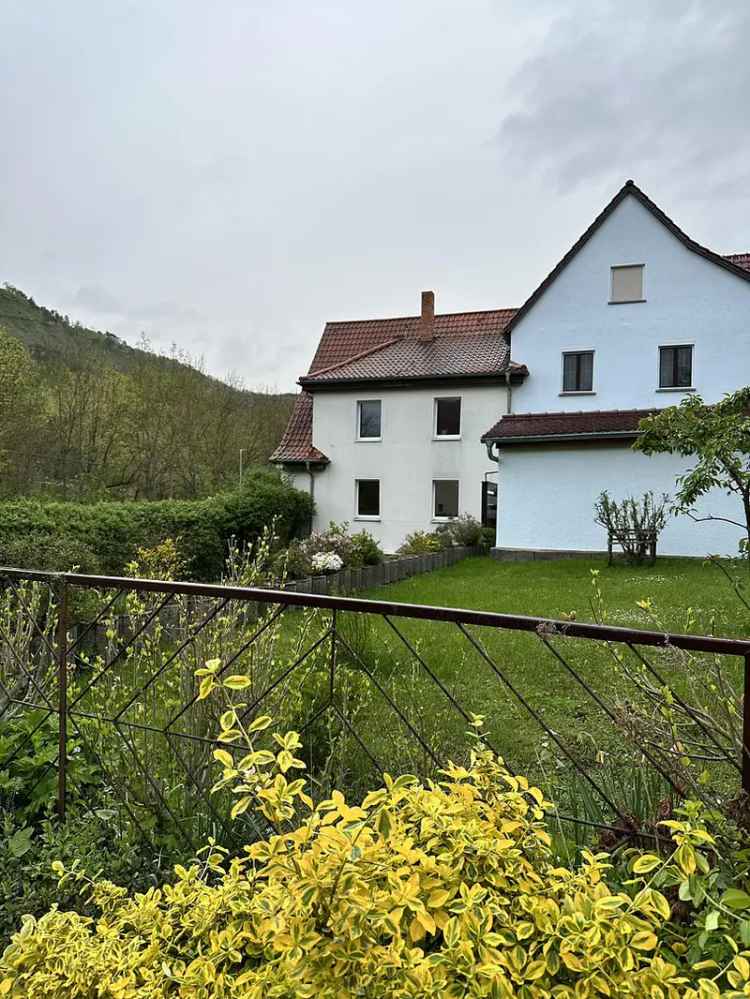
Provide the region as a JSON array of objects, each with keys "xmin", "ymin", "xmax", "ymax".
[
  {"xmin": 436, "ymin": 513, "xmax": 484, "ymax": 547},
  {"xmin": 398, "ymin": 529, "xmax": 448, "ymax": 554},
  {"xmin": 283, "ymin": 521, "xmax": 384, "ymax": 578},
  {"xmin": 0, "ymin": 471, "xmax": 313, "ymax": 580},
  {"xmin": 398, "ymin": 515, "xmax": 484, "ymax": 555}
]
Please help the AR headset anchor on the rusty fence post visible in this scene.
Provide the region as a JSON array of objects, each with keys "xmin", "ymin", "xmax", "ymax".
[
  {"xmin": 743, "ymin": 652, "xmax": 750, "ymax": 798},
  {"xmin": 56, "ymin": 576, "xmax": 69, "ymax": 820}
]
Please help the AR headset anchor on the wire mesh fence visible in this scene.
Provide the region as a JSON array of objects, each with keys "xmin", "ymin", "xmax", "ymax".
[{"xmin": 1, "ymin": 566, "xmax": 749, "ymax": 854}]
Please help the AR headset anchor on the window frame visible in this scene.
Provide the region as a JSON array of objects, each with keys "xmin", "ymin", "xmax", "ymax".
[
  {"xmin": 609, "ymin": 263, "xmax": 646, "ymax": 304},
  {"xmin": 432, "ymin": 478, "xmax": 459, "ymax": 521},
  {"xmin": 433, "ymin": 396, "xmax": 462, "ymax": 440},
  {"xmin": 657, "ymin": 343, "xmax": 694, "ymax": 391},
  {"xmin": 355, "ymin": 478, "xmax": 381, "ymax": 520},
  {"xmin": 356, "ymin": 399, "xmax": 382, "ymax": 441},
  {"xmin": 560, "ymin": 349, "xmax": 595, "ymax": 395}
]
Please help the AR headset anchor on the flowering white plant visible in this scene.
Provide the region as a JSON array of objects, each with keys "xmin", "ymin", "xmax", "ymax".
[{"xmin": 311, "ymin": 551, "xmax": 343, "ymax": 574}]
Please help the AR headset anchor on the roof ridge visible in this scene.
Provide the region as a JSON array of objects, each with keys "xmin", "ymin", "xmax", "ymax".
[
  {"xmin": 307, "ymin": 336, "xmax": 402, "ymax": 378},
  {"xmin": 324, "ymin": 306, "xmax": 518, "ymax": 328}
]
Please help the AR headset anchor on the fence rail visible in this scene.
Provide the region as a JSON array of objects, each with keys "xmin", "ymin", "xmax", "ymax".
[{"xmin": 1, "ymin": 565, "xmax": 749, "ymax": 850}]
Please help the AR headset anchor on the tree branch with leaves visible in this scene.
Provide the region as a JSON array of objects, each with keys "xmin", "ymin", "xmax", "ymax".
[{"xmin": 635, "ymin": 388, "xmax": 750, "ymax": 558}]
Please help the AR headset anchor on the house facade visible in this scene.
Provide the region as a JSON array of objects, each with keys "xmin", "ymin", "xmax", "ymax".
[
  {"xmin": 271, "ymin": 297, "xmax": 524, "ymax": 552},
  {"xmin": 273, "ymin": 181, "xmax": 750, "ymax": 557}
]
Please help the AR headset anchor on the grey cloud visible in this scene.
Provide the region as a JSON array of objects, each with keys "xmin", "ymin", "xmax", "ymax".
[
  {"xmin": 1, "ymin": 2, "xmax": 748, "ymax": 391},
  {"xmin": 498, "ymin": 0, "xmax": 750, "ymax": 198}
]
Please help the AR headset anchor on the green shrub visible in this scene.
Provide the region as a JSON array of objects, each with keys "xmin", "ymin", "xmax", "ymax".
[
  {"xmin": 436, "ymin": 513, "xmax": 483, "ymax": 547},
  {"xmin": 398, "ymin": 528, "xmax": 448, "ymax": 554},
  {"xmin": 0, "ymin": 471, "xmax": 313, "ymax": 580},
  {"xmin": 284, "ymin": 522, "xmax": 384, "ymax": 578},
  {"xmin": 349, "ymin": 529, "xmax": 384, "ymax": 566},
  {"xmin": 0, "ymin": 809, "xmax": 171, "ymax": 946}
]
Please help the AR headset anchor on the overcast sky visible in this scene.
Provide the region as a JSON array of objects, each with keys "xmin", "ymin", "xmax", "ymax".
[{"xmin": 1, "ymin": 0, "xmax": 748, "ymax": 392}]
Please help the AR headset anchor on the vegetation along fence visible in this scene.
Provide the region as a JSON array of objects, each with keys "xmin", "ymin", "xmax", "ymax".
[{"xmin": 1, "ymin": 565, "xmax": 750, "ymax": 857}]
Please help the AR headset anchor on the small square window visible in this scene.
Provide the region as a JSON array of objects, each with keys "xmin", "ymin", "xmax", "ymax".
[
  {"xmin": 357, "ymin": 400, "xmax": 381, "ymax": 439},
  {"xmin": 659, "ymin": 345, "xmax": 693, "ymax": 388},
  {"xmin": 610, "ymin": 264, "xmax": 644, "ymax": 303},
  {"xmin": 433, "ymin": 479, "xmax": 459, "ymax": 519},
  {"xmin": 356, "ymin": 479, "xmax": 380, "ymax": 517},
  {"xmin": 435, "ymin": 397, "xmax": 461, "ymax": 437},
  {"xmin": 562, "ymin": 351, "xmax": 594, "ymax": 392}
]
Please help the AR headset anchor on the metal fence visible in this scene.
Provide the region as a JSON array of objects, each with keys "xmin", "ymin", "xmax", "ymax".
[{"xmin": 1, "ymin": 565, "xmax": 749, "ymax": 853}]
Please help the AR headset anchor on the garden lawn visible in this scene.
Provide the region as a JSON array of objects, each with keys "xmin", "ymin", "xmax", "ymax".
[
  {"xmin": 362, "ymin": 555, "xmax": 747, "ymax": 636},
  {"xmin": 321, "ymin": 555, "xmax": 749, "ymax": 817}
]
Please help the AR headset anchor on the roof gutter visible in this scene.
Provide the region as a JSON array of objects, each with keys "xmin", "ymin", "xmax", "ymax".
[
  {"xmin": 299, "ymin": 367, "xmax": 529, "ymax": 392},
  {"xmin": 482, "ymin": 430, "xmax": 641, "ymax": 446}
]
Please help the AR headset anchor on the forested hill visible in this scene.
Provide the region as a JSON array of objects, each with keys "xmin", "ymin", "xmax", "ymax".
[
  {"xmin": 0, "ymin": 284, "xmax": 142, "ymax": 372},
  {"xmin": 0, "ymin": 283, "xmax": 295, "ymax": 502}
]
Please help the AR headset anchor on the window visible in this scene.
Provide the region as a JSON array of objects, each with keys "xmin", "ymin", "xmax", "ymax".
[
  {"xmin": 357, "ymin": 400, "xmax": 381, "ymax": 439},
  {"xmin": 356, "ymin": 479, "xmax": 380, "ymax": 518},
  {"xmin": 562, "ymin": 351, "xmax": 594, "ymax": 393},
  {"xmin": 659, "ymin": 345, "xmax": 693, "ymax": 389},
  {"xmin": 435, "ymin": 397, "xmax": 461, "ymax": 437},
  {"xmin": 610, "ymin": 264, "xmax": 644, "ymax": 303},
  {"xmin": 433, "ymin": 479, "xmax": 459, "ymax": 519}
]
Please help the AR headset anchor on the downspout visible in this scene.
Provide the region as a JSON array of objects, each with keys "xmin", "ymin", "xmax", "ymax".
[
  {"xmin": 485, "ymin": 441, "xmax": 501, "ymax": 552},
  {"xmin": 304, "ymin": 460, "xmax": 315, "ymax": 503},
  {"xmin": 504, "ymin": 368, "xmax": 513, "ymax": 414},
  {"xmin": 304, "ymin": 461, "xmax": 315, "ymax": 538}
]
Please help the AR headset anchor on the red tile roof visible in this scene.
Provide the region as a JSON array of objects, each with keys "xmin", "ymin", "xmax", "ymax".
[
  {"xmin": 272, "ymin": 307, "xmax": 520, "ymax": 462},
  {"xmin": 269, "ymin": 392, "xmax": 329, "ymax": 464},
  {"xmin": 481, "ymin": 409, "xmax": 659, "ymax": 444},
  {"xmin": 302, "ymin": 333, "xmax": 526, "ymax": 386},
  {"xmin": 308, "ymin": 308, "xmax": 517, "ymax": 374}
]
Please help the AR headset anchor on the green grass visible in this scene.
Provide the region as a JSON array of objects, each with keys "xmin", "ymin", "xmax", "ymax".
[
  {"xmin": 319, "ymin": 555, "xmax": 749, "ymax": 816},
  {"xmin": 362, "ymin": 555, "xmax": 747, "ymax": 637}
]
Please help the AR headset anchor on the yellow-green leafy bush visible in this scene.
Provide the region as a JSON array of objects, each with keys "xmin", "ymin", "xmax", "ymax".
[{"xmin": 3, "ymin": 730, "xmax": 748, "ymax": 998}]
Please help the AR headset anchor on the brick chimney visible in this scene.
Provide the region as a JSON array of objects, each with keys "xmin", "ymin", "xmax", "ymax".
[{"xmin": 417, "ymin": 290, "xmax": 435, "ymax": 341}]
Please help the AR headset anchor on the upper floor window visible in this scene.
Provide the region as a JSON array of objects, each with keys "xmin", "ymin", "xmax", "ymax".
[
  {"xmin": 562, "ymin": 350, "xmax": 594, "ymax": 393},
  {"xmin": 356, "ymin": 479, "xmax": 380, "ymax": 518},
  {"xmin": 610, "ymin": 264, "xmax": 645, "ymax": 303},
  {"xmin": 357, "ymin": 400, "xmax": 381, "ymax": 440},
  {"xmin": 434, "ymin": 397, "xmax": 461, "ymax": 438},
  {"xmin": 659, "ymin": 345, "xmax": 693, "ymax": 389}
]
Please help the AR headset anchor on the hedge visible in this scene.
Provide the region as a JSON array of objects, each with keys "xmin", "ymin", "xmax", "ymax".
[{"xmin": 0, "ymin": 473, "xmax": 313, "ymax": 581}]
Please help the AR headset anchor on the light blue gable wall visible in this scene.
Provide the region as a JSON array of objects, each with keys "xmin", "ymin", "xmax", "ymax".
[
  {"xmin": 495, "ymin": 192, "xmax": 750, "ymax": 557},
  {"xmin": 509, "ymin": 193, "xmax": 750, "ymax": 413}
]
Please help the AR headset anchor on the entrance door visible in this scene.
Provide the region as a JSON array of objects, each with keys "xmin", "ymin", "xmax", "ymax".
[{"xmin": 481, "ymin": 480, "xmax": 497, "ymax": 529}]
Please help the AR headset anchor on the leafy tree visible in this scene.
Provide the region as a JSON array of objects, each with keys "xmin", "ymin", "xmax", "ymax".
[
  {"xmin": 635, "ymin": 388, "xmax": 750, "ymax": 555},
  {"xmin": 0, "ymin": 328, "xmax": 41, "ymax": 495}
]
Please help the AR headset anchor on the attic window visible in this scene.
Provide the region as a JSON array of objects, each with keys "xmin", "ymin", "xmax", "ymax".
[{"xmin": 610, "ymin": 264, "xmax": 645, "ymax": 303}]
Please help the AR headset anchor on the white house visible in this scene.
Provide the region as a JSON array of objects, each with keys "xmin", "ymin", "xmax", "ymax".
[{"xmin": 272, "ymin": 180, "xmax": 750, "ymax": 557}]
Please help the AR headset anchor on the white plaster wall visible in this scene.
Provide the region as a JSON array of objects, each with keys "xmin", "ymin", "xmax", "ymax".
[
  {"xmin": 510, "ymin": 193, "xmax": 750, "ymax": 412},
  {"xmin": 308, "ymin": 384, "xmax": 506, "ymax": 552},
  {"xmin": 498, "ymin": 444, "xmax": 743, "ymax": 557}
]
